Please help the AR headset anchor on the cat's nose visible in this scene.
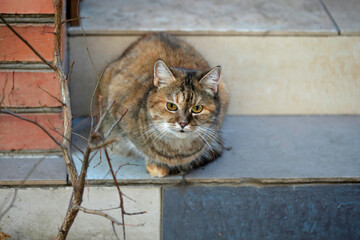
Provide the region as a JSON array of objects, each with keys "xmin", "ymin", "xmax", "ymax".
[{"xmin": 178, "ymin": 121, "xmax": 188, "ymax": 128}]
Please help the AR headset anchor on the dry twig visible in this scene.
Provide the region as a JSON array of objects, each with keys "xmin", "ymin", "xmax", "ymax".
[{"xmin": 1, "ymin": 1, "xmax": 146, "ymax": 239}]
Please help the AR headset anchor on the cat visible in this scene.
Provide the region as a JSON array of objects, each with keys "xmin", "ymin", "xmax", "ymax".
[{"xmin": 99, "ymin": 33, "xmax": 229, "ymax": 177}]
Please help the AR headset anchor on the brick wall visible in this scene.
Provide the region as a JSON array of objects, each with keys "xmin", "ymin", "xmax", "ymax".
[{"xmin": 0, "ymin": 0, "xmax": 66, "ymax": 154}]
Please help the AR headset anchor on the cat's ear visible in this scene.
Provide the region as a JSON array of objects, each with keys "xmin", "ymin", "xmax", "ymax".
[
  {"xmin": 199, "ymin": 66, "xmax": 221, "ymax": 94},
  {"xmin": 153, "ymin": 60, "xmax": 175, "ymax": 87}
]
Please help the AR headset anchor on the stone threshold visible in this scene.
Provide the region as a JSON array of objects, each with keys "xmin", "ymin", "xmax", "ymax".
[
  {"xmin": 67, "ymin": 0, "xmax": 360, "ymax": 36},
  {"xmin": 70, "ymin": 115, "xmax": 360, "ymax": 185},
  {"xmin": 1, "ymin": 115, "xmax": 359, "ymax": 186}
]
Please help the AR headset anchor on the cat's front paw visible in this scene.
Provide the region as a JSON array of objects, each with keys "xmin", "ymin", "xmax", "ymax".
[{"xmin": 146, "ymin": 162, "xmax": 169, "ymax": 177}]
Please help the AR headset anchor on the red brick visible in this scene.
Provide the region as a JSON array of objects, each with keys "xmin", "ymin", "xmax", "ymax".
[
  {"xmin": 0, "ymin": 0, "xmax": 54, "ymax": 14},
  {"xmin": 0, "ymin": 25, "xmax": 54, "ymax": 62},
  {"xmin": 0, "ymin": 71, "xmax": 62, "ymax": 108},
  {"xmin": 0, "ymin": 113, "xmax": 63, "ymax": 150}
]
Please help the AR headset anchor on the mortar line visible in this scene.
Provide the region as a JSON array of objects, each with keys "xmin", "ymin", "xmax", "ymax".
[{"xmin": 319, "ymin": 0, "xmax": 341, "ymax": 35}]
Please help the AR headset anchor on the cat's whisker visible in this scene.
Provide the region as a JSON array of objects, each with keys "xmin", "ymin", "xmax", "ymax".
[
  {"xmin": 152, "ymin": 129, "xmax": 169, "ymax": 144},
  {"xmin": 197, "ymin": 127, "xmax": 222, "ymax": 144},
  {"xmin": 195, "ymin": 131, "xmax": 215, "ymax": 154},
  {"xmin": 143, "ymin": 128, "xmax": 159, "ymax": 143},
  {"xmin": 135, "ymin": 124, "xmax": 155, "ymax": 141}
]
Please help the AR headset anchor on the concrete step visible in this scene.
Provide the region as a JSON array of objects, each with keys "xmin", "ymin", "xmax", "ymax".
[
  {"xmin": 71, "ymin": 115, "xmax": 360, "ymax": 184},
  {"xmin": 1, "ymin": 115, "xmax": 360, "ymax": 239},
  {"xmin": 68, "ymin": 0, "xmax": 360, "ymax": 116},
  {"xmin": 2, "ymin": 115, "xmax": 359, "ymax": 185}
]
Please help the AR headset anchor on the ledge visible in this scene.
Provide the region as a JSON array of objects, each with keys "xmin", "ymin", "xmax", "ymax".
[
  {"xmin": 68, "ymin": 0, "xmax": 360, "ymax": 36},
  {"xmin": 71, "ymin": 115, "xmax": 360, "ymax": 185},
  {"xmin": 0, "ymin": 156, "xmax": 66, "ymax": 185},
  {"xmin": 68, "ymin": 0, "xmax": 339, "ymax": 36},
  {"xmin": 1, "ymin": 115, "xmax": 358, "ymax": 186}
]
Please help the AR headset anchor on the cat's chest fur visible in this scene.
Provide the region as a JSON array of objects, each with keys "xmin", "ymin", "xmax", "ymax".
[{"xmin": 100, "ymin": 33, "xmax": 229, "ymax": 177}]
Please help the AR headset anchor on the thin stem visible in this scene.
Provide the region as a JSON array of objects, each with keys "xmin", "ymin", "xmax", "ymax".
[
  {"xmin": 38, "ymin": 85, "xmax": 65, "ymax": 106},
  {"xmin": 104, "ymin": 148, "xmax": 126, "ymax": 240},
  {"xmin": 104, "ymin": 109, "xmax": 128, "ymax": 140},
  {"xmin": 0, "ymin": 109, "xmax": 64, "ymax": 148},
  {"xmin": 78, "ymin": 207, "xmax": 123, "ymax": 226},
  {"xmin": 0, "ymin": 15, "xmax": 56, "ymax": 70},
  {"xmin": 90, "ymin": 138, "xmax": 118, "ymax": 151}
]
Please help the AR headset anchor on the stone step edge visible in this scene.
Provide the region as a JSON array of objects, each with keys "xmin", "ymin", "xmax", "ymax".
[
  {"xmin": 68, "ymin": 29, "xmax": 350, "ymax": 37},
  {"xmin": 70, "ymin": 177, "xmax": 360, "ymax": 186},
  {"xmin": 2, "ymin": 177, "xmax": 360, "ymax": 187}
]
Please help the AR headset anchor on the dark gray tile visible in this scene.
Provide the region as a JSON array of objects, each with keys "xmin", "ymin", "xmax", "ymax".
[
  {"xmin": 0, "ymin": 156, "xmax": 66, "ymax": 185},
  {"xmin": 163, "ymin": 184, "xmax": 360, "ymax": 240}
]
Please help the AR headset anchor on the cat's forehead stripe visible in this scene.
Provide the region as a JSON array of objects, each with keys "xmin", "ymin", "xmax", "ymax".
[{"xmin": 174, "ymin": 91, "xmax": 185, "ymax": 103}]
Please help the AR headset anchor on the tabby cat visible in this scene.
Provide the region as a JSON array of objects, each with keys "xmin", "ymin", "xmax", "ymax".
[{"xmin": 99, "ymin": 33, "xmax": 229, "ymax": 177}]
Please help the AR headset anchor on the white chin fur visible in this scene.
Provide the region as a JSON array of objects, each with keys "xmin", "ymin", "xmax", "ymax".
[
  {"xmin": 155, "ymin": 122, "xmax": 197, "ymax": 139},
  {"xmin": 170, "ymin": 130, "xmax": 190, "ymax": 139}
]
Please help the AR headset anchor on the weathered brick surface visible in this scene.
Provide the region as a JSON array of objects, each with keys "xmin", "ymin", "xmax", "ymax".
[
  {"xmin": 0, "ymin": 0, "xmax": 54, "ymax": 14},
  {"xmin": 0, "ymin": 25, "xmax": 54, "ymax": 62},
  {"xmin": 0, "ymin": 1, "xmax": 68, "ymax": 153},
  {"xmin": 0, "ymin": 71, "xmax": 62, "ymax": 108},
  {"xmin": 0, "ymin": 113, "xmax": 63, "ymax": 150}
]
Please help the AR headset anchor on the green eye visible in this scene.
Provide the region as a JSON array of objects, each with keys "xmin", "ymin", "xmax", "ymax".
[
  {"xmin": 166, "ymin": 102, "xmax": 178, "ymax": 111},
  {"xmin": 192, "ymin": 105, "xmax": 203, "ymax": 113}
]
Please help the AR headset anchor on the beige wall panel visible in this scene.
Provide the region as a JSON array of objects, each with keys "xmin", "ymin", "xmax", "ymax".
[{"xmin": 70, "ymin": 36, "xmax": 360, "ymax": 116}]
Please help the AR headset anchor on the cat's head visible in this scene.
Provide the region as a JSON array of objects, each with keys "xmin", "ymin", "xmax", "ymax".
[{"xmin": 147, "ymin": 60, "xmax": 221, "ymax": 139}]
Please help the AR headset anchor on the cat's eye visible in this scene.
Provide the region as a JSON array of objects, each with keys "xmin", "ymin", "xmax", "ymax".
[
  {"xmin": 192, "ymin": 105, "xmax": 203, "ymax": 114},
  {"xmin": 166, "ymin": 102, "xmax": 178, "ymax": 111}
]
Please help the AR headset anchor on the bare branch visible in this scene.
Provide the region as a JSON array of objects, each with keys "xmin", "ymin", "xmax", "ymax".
[
  {"xmin": 112, "ymin": 223, "xmax": 120, "ymax": 240},
  {"xmin": 104, "ymin": 148, "xmax": 126, "ymax": 239},
  {"xmin": 51, "ymin": 127, "xmax": 85, "ymax": 154},
  {"xmin": 72, "ymin": 131, "xmax": 88, "ymax": 142},
  {"xmin": 62, "ymin": 17, "xmax": 89, "ymax": 25},
  {"xmin": 0, "ymin": 109, "xmax": 64, "ymax": 148},
  {"xmin": 115, "ymin": 163, "xmax": 139, "ymax": 177},
  {"xmin": 0, "ymin": 15, "xmax": 56, "ymax": 70},
  {"xmin": 90, "ymin": 138, "xmax": 118, "ymax": 151},
  {"xmin": 124, "ymin": 210, "xmax": 147, "ymax": 216},
  {"xmin": 78, "ymin": 207, "xmax": 123, "ymax": 226},
  {"xmin": 93, "ymin": 100, "xmax": 115, "ymax": 134},
  {"xmin": 66, "ymin": 61, "xmax": 75, "ymax": 82},
  {"xmin": 104, "ymin": 109, "xmax": 128, "ymax": 140},
  {"xmin": 38, "ymin": 85, "xmax": 65, "ymax": 106}
]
